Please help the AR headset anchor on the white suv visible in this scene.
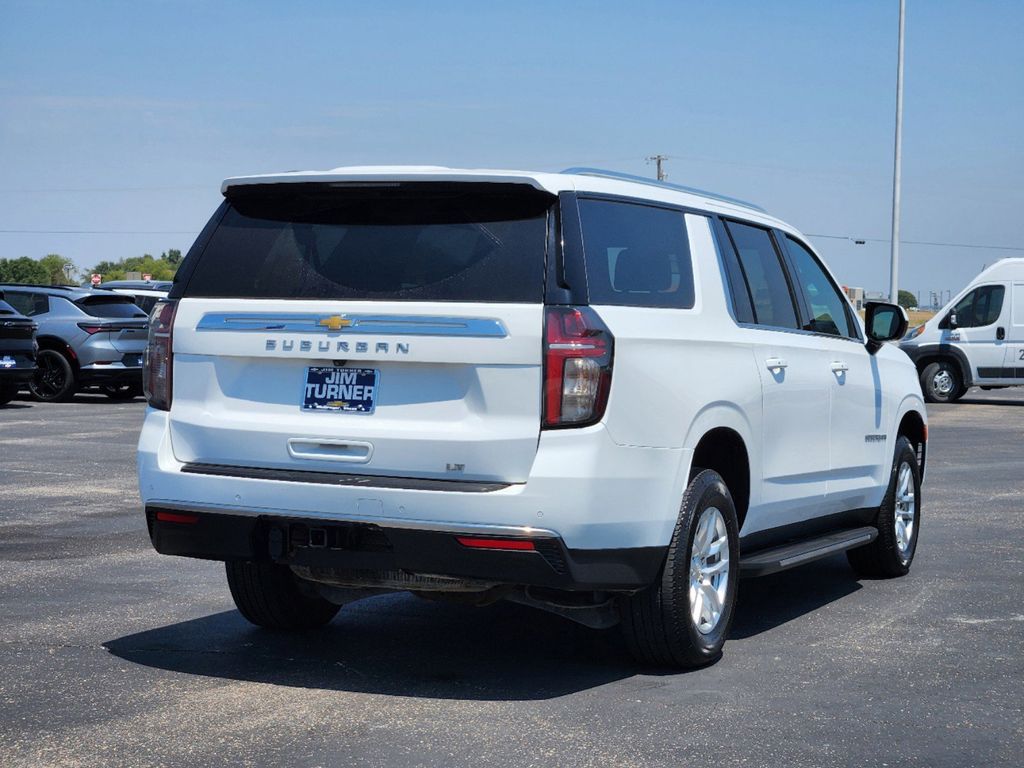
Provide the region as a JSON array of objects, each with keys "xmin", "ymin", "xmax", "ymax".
[{"xmin": 138, "ymin": 166, "xmax": 927, "ymax": 668}]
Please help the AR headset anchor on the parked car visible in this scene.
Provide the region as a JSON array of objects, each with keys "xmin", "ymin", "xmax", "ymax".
[
  {"xmin": 0, "ymin": 292, "xmax": 37, "ymax": 406},
  {"xmin": 96, "ymin": 282, "xmax": 171, "ymax": 315},
  {"xmin": 0, "ymin": 284, "xmax": 148, "ymax": 402},
  {"xmin": 901, "ymin": 258, "xmax": 1024, "ymax": 402},
  {"xmin": 138, "ymin": 166, "xmax": 927, "ymax": 668}
]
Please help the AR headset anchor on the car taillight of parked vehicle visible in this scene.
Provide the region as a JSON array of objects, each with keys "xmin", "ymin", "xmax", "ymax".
[
  {"xmin": 144, "ymin": 299, "xmax": 177, "ymax": 410},
  {"xmin": 542, "ymin": 306, "xmax": 613, "ymax": 428}
]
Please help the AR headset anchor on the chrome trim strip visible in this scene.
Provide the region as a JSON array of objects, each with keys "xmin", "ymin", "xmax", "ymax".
[
  {"xmin": 148, "ymin": 500, "xmax": 558, "ymax": 538},
  {"xmin": 196, "ymin": 312, "xmax": 507, "ymax": 337}
]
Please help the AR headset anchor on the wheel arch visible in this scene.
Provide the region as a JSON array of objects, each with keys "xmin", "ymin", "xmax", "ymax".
[
  {"xmin": 895, "ymin": 404, "xmax": 928, "ymax": 478},
  {"xmin": 34, "ymin": 335, "xmax": 79, "ymax": 372},
  {"xmin": 683, "ymin": 407, "xmax": 753, "ymax": 531},
  {"xmin": 907, "ymin": 344, "xmax": 972, "ymax": 388}
]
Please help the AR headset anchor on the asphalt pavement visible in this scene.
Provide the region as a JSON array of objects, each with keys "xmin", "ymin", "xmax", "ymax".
[{"xmin": 1, "ymin": 388, "xmax": 1022, "ymax": 767}]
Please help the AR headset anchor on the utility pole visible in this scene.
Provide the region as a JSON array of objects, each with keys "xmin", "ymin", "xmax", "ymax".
[
  {"xmin": 888, "ymin": 0, "xmax": 906, "ymax": 303},
  {"xmin": 646, "ymin": 154, "xmax": 668, "ymax": 181}
]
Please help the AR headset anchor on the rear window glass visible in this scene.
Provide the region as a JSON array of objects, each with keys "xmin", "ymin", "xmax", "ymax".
[
  {"xmin": 183, "ymin": 183, "xmax": 553, "ymax": 302},
  {"xmin": 578, "ymin": 199, "xmax": 694, "ymax": 309},
  {"xmin": 76, "ymin": 297, "xmax": 148, "ymax": 318}
]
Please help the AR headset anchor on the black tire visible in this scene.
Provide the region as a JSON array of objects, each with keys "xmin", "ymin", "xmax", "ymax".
[
  {"xmin": 101, "ymin": 382, "xmax": 143, "ymax": 400},
  {"xmin": 226, "ymin": 560, "xmax": 340, "ymax": 629},
  {"xmin": 29, "ymin": 349, "xmax": 77, "ymax": 403},
  {"xmin": 0, "ymin": 383, "xmax": 17, "ymax": 406},
  {"xmin": 621, "ymin": 469, "xmax": 740, "ymax": 669},
  {"xmin": 920, "ymin": 361, "xmax": 964, "ymax": 403},
  {"xmin": 847, "ymin": 436, "xmax": 922, "ymax": 578}
]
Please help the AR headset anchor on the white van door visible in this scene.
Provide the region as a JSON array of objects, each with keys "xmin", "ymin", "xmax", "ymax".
[
  {"xmin": 943, "ymin": 283, "xmax": 1008, "ymax": 384},
  {"xmin": 1002, "ymin": 282, "xmax": 1024, "ymax": 380}
]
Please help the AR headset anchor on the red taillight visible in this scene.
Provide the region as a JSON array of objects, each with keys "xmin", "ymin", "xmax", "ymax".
[
  {"xmin": 543, "ymin": 306, "xmax": 613, "ymax": 428},
  {"xmin": 456, "ymin": 537, "xmax": 537, "ymax": 551},
  {"xmin": 155, "ymin": 511, "xmax": 199, "ymax": 524},
  {"xmin": 144, "ymin": 299, "xmax": 177, "ymax": 411},
  {"xmin": 76, "ymin": 323, "xmax": 105, "ymax": 335}
]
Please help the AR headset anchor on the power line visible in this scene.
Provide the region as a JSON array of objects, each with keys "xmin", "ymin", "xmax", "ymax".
[
  {"xmin": 805, "ymin": 233, "xmax": 1024, "ymax": 252},
  {"xmin": 0, "ymin": 229, "xmax": 198, "ymax": 235},
  {"xmin": 645, "ymin": 154, "xmax": 668, "ymax": 181}
]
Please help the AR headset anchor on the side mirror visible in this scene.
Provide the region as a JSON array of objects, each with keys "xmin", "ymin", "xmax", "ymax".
[
  {"xmin": 864, "ymin": 301, "xmax": 909, "ymax": 354},
  {"xmin": 947, "ymin": 311, "xmax": 958, "ymax": 330}
]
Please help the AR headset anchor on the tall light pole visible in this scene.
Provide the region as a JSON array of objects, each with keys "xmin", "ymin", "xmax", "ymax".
[{"xmin": 888, "ymin": 0, "xmax": 906, "ymax": 303}]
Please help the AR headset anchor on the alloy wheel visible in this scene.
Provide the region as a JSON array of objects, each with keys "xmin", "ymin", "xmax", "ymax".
[
  {"xmin": 689, "ymin": 506, "xmax": 730, "ymax": 635},
  {"xmin": 893, "ymin": 461, "xmax": 916, "ymax": 556}
]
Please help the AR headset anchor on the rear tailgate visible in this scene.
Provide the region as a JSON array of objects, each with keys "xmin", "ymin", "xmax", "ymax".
[
  {"xmin": 75, "ymin": 296, "xmax": 149, "ymax": 353},
  {"xmin": 168, "ymin": 182, "xmax": 553, "ymax": 484}
]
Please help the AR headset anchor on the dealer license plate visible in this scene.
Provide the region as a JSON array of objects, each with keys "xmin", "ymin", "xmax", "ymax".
[{"xmin": 302, "ymin": 367, "xmax": 379, "ymax": 413}]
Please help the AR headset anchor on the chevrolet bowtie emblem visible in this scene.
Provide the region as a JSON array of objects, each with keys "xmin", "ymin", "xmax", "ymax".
[{"xmin": 318, "ymin": 315, "xmax": 353, "ymax": 331}]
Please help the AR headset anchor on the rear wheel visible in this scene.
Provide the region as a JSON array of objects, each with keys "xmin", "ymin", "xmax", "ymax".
[
  {"xmin": 101, "ymin": 382, "xmax": 143, "ymax": 400},
  {"xmin": 621, "ymin": 469, "xmax": 740, "ymax": 669},
  {"xmin": 29, "ymin": 349, "xmax": 77, "ymax": 402},
  {"xmin": 226, "ymin": 560, "xmax": 340, "ymax": 629},
  {"xmin": 847, "ymin": 436, "xmax": 922, "ymax": 578},
  {"xmin": 920, "ymin": 361, "xmax": 964, "ymax": 403}
]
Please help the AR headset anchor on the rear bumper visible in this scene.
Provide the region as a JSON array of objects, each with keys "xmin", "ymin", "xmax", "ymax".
[
  {"xmin": 146, "ymin": 505, "xmax": 664, "ymax": 591},
  {"xmin": 79, "ymin": 363, "xmax": 142, "ymax": 385},
  {"xmin": 0, "ymin": 366, "xmax": 36, "ymax": 383},
  {"xmin": 139, "ymin": 409, "xmax": 689, "ymax": 564}
]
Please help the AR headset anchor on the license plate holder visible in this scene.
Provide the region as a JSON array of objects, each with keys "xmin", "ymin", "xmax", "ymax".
[{"xmin": 301, "ymin": 367, "xmax": 379, "ymax": 413}]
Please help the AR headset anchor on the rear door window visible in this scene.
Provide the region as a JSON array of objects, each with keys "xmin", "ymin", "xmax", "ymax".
[
  {"xmin": 721, "ymin": 221, "xmax": 799, "ymax": 330},
  {"xmin": 577, "ymin": 198, "xmax": 694, "ymax": 309},
  {"xmin": 2, "ymin": 291, "xmax": 48, "ymax": 316},
  {"xmin": 183, "ymin": 183, "xmax": 553, "ymax": 302}
]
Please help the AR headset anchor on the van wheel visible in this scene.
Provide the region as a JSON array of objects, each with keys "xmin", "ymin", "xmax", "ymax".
[
  {"xmin": 847, "ymin": 436, "xmax": 921, "ymax": 578},
  {"xmin": 29, "ymin": 349, "xmax": 77, "ymax": 402},
  {"xmin": 621, "ymin": 469, "xmax": 740, "ymax": 669},
  {"xmin": 920, "ymin": 361, "xmax": 964, "ymax": 403},
  {"xmin": 226, "ymin": 561, "xmax": 340, "ymax": 629}
]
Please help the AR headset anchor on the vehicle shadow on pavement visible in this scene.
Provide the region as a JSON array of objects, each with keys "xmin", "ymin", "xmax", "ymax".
[
  {"xmin": 956, "ymin": 396, "xmax": 1024, "ymax": 407},
  {"xmin": 730, "ymin": 554, "xmax": 861, "ymax": 639},
  {"xmin": 104, "ymin": 558, "xmax": 861, "ymax": 699},
  {"xmin": 104, "ymin": 595, "xmax": 644, "ymax": 701}
]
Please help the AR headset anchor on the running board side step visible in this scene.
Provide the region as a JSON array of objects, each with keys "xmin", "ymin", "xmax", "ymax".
[{"xmin": 739, "ymin": 527, "xmax": 877, "ymax": 577}]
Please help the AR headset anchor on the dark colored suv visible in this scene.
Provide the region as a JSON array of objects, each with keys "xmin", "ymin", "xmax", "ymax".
[{"xmin": 0, "ymin": 292, "xmax": 37, "ymax": 405}]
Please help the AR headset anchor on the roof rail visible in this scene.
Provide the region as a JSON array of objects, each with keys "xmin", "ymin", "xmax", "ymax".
[
  {"xmin": 560, "ymin": 167, "xmax": 766, "ymax": 212},
  {"xmin": 0, "ymin": 282, "xmax": 83, "ymax": 290}
]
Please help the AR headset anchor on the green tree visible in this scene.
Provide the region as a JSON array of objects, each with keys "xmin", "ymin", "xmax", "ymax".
[
  {"xmin": 0, "ymin": 257, "xmax": 49, "ymax": 284},
  {"xmin": 897, "ymin": 289, "xmax": 917, "ymax": 310},
  {"xmin": 38, "ymin": 254, "xmax": 76, "ymax": 284},
  {"xmin": 86, "ymin": 249, "xmax": 181, "ymax": 282}
]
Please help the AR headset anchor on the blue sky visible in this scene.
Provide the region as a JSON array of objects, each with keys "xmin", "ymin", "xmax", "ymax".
[{"xmin": 1, "ymin": 0, "xmax": 1021, "ymax": 301}]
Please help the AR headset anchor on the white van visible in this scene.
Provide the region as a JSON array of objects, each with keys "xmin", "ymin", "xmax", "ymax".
[{"xmin": 901, "ymin": 258, "xmax": 1024, "ymax": 402}]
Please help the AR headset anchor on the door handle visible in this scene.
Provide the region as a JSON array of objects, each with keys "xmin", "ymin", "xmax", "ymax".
[
  {"xmin": 997, "ymin": 327, "xmax": 1006, "ymax": 340},
  {"xmin": 765, "ymin": 357, "xmax": 788, "ymax": 371},
  {"xmin": 830, "ymin": 361, "xmax": 849, "ymax": 373}
]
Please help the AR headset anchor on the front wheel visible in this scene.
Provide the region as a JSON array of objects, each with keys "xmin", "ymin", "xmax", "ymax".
[
  {"xmin": 920, "ymin": 361, "xmax": 964, "ymax": 403},
  {"xmin": 847, "ymin": 436, "xmax": 922, "ymax": 578},
  {"xmin": 226, "ymin": 561, "xmax": 340, "ymax": 629},
  {"xmin": 29, "ymin": 349, "xmax": 77, "ymax": 402},
  {"xmin": 621, "ymin": 469, "xmax": 740, "ymax": 669}
]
